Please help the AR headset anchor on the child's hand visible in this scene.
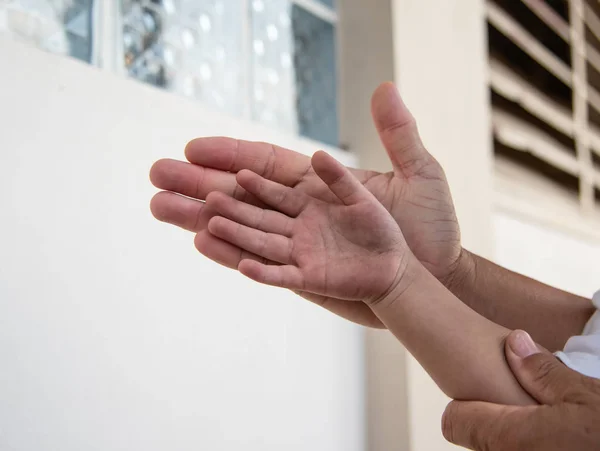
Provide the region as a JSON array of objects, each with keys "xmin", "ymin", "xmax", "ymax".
[{"xmin": 203, "ymin": 151, "xmax": 415, "ymax": 305}]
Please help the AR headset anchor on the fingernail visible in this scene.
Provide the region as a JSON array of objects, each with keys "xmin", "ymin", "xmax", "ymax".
[{"xmin": 509, "ymin": 330, "xmax": 539, "ymax": 358}]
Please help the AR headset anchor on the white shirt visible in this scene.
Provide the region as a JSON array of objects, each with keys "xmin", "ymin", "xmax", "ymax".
[{"xmin": 555, "ymin": 290, "xmax": 600, "ymax": 378}]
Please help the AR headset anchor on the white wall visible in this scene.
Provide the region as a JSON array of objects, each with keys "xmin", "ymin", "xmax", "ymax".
[
  {"xmin": 0, "ymin": 38, "xmax": 365, "ymax": 451},
  {"xmin": 494, "ymin": 213, "xmax": 600, "ymax": 299},
  {"xmin": 337, "ymin": 2, "xmax": 412, "ymax": 450},
  {"xmin": 391, "ymin": 1, "xmax": 492, "ymax": 449}
]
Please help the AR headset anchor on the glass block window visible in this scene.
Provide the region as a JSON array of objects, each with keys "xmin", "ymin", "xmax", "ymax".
[
  {"xmin": 250, "ymin": 0, "xmax": 297, "ymax": 134},
  {"xmin": 121, "ymin": 0, "xmax": 246, "ymax": 116},
  {"xmin": 292, "ymin": 3, "xmax": 338, "ymax": 146},
  {"xmin": 1, "ymin": 0, "xmax": 340, "ymax": 148},
  {"xmin": 0, "ymin": 0, "xmax": 94, "ymax": 63},
  {"xmin": 248, "ymin": 0, "xmax": 338, "ymax": 145}
]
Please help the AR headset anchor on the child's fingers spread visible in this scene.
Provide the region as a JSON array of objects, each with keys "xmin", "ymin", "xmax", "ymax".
[
  {"xmin": 194, "ymin": 229, "xmax": 269, "ymax": 269},
  {"xmin": 236, "ymin": 170, "xmax": 308, "ymax": 217},
  {"xmin": 311, "ymin": 150, "xmax": 371, "ymax": 205},
  {"xmin": 238, "ymin": 260, "xmax": 304, "ymax": 290},
  {"xmin": 208, "ymin": 216, "xmax": 293, "ymax": 265},
  {"xmin": 205, "ymin": 191, "xmax": 294, "ymax": 237}
]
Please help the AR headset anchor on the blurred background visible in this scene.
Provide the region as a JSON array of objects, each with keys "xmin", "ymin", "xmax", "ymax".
[{"xmin": 1, "ymin": 1, "xmax": 600, "ymax": 450}]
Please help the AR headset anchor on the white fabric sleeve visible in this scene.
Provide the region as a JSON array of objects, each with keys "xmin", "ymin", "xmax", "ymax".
[{"xmin": 554, "ymin": 290, "xmax": 600, "ymax": 379}]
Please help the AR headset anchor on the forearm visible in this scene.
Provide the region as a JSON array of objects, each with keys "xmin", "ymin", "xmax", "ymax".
[
  {"xmin": 373, "ymin": 261, "xmax": 534, "ymax": 405},
  {"xmin": 446, "ymin": 250, "xmax": 595, "ymax": 352}
]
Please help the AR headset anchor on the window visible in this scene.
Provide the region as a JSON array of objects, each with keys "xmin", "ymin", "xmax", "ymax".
[
  {"xmin": 121, "ymin": 0, "xmax": 248, "ymax": 117},
  {"xmin": 292, "ymin": 3, "xmax": 338, "ymax": 146},
  {"xmin": 486, "ymin": 0, "xmax": 600, "ymax": 212},
  {"xmin": 0, "ymin": 0, "xmax": 95, "ymax": 62},
  {"xmin": 0, "ymin": 0, "xmax": 339, "ymax": 147}
]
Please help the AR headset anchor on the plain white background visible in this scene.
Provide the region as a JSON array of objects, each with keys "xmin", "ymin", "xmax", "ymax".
[
  {"xmin": 0, "ymin": 38, "xmax": 364, "ymax": 451},
  {"xmin": 494, "ymin": 213, "xmax": 600, "ymax": 298}
]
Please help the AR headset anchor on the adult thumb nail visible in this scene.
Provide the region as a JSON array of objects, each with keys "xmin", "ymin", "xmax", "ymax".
[{"xmin": 509, "ymin": 330, "xmax": 539, "ymax": 359}]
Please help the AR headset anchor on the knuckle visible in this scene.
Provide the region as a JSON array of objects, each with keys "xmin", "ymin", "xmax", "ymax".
[
  {"xmin": 396, "ymin": 152, "xmax": 429, "ymax": 177},
  {"xmin": 287, "ymin": 238, "xmax": 295, "ymax": 263},
  {"xmin": 381, "ymin": 117, "xmax": 418, "ymax": 143},
  {"xmin": 274, "ymin": 187, "xmax": 289, "ymax": 206},
  {"xmin": 257, "ymin": 233, "xmax": 268, "ymax": 255},
  {"xmin": 264, "ymin": 144, "xmax": 278, "ymax": 180},
  {"xmin": 254, "ymin": 209, "xmax": 267, "ymax": 231},
  {"xmin": 527, "ymin": 355, "xmax": 561, "ymax": 392},
  {"xmin": 284, "ymin": 217, "xmax": 294, "ymax": 237}
]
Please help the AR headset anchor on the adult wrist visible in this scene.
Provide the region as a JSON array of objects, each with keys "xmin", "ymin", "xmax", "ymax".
[{"xmin": 439, "ymin": 248, "xmax": 477, "ymax": 300}]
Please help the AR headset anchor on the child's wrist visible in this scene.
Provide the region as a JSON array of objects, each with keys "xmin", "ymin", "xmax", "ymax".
[{"xmin": 369, "ymin": 256, "xmax": 427, "ymax": 310}]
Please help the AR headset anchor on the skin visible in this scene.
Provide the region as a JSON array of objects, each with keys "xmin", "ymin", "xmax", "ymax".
[
  {"xmin": 149, "ymin": 82, "xmax": 598, "ymax": 445},
  {"xmin": 149, "ymin": 83, "xmax": 594, "ymax": 347},
  {"xmin": 443, "ymin": 330, "xmax": 600, "ymax": 451},
  {"xmin": 200, "ymin": 150, "xmax": 533, "ymax": 405},
  {"xmin": 150, "ymin": 83, "xmax": 460, "ymax": 328},
  {"xmin": 204, "ymin": 151, "xmax": 410, "ymax": 305}
]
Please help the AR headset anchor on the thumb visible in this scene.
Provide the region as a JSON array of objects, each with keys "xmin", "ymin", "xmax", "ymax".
[
  {"xmin": 311, "ymin": 151, "xmax": 373, "ymax": 205},
  {"xmin": 505, "ymin": 330, "xmax": 583, "ymax": 405},
  {"xmin": 371, "ymin": 82, "xmax": 438, "ymax": 178}
]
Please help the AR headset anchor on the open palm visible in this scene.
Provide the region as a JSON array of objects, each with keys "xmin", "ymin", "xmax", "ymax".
[
  {"xmin": 205, "ymin": 152, "xmax": 410, "ymax": 305},
  {"xmin": 150, "ymin": 83, "xmax": 460, "ymax": 327}
]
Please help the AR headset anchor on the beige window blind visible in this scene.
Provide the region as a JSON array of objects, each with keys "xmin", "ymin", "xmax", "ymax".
[{"xmin": 487, "ymin": 0, "xmax": 600, "ymax": 211}]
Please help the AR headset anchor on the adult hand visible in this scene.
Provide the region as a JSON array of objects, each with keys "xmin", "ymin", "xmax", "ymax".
[
  {"xmin": 442, "ymin": 330, "xmax": 600, "ymax": 450},
  {"xmin": 150, "ymin": 83, "xmax": 462, "ymax": 327}
]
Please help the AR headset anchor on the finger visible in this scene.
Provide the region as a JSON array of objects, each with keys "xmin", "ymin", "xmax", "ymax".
[
  {"xmin": 236, "ymin": 170, "xmax": 309, "ymax": 217},
  {"xmin": 205, "ymin": 191, "xmax": 294, "ymax": 237},
  {"xmin": 239, "ymin": 260, "xmax": 304, "ymax": 290},
  {"xmin": 442, "ymin": 400, "xmax": 560, "ymax": 451},
  {"xmin": 194, "ymin": 229, "xmax": 267, "ymax": 269},
  {"xmin": 311, "ymin": 151, "xmax": 373, "ymax": 205},
  {"xmin": 192, "ymin": 231, "xmax": 385, "ymax": 329},
  {"xmin": 298, "ymin": 292, "xmax": 385, "ymax": 329},
  {"xmin": 208, "ymin": 216, "xmax": 293, "ymax": 265},
  {"xmin": 150, "ymin": 191, "xmax": 208, "ymax": 232},
  {"xmin": 371, "ymin": 83, "xmax": 440, "ymax": 179},
  {"xmin": 505, "ymin": 330, "xmax": 588, "ymax": 405},
  {"xmin": 150, "ymin": 158, "xmax": 250, "ymax": 202},
  {"xmin": 184, "ymin": 137, "xmax": 313, "ymax": 187}
]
